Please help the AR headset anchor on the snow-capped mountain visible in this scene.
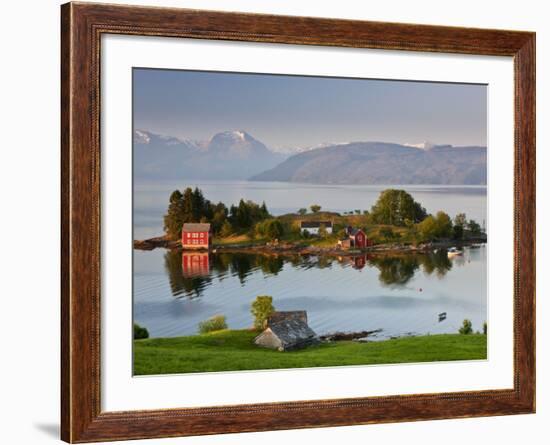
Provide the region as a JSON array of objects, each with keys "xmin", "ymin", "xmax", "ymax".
[
  {"xmin": 133, "ymin": 129, "xmax": 285, "ymax": 180},
  {"xmin": 404, "ymin": 141, "xmax": 436, "ymax": 150}
]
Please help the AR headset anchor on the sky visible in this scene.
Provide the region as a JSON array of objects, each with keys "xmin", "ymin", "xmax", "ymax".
[{"xmin": 133, "ymin": 68, "xmax": 487, "ymax": 149}]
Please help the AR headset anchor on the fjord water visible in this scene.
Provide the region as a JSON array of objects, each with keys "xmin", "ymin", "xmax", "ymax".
[
  {"xmin": 133, "ymin": 180, "xmax": 487, "ymax": 339},
  {"xmin": 134, "ymin": 247, "xmax": 486, "ymax": 339},
  {"xmin": 134, "ymin": 180, "xmax": 487, "ymax": 239}
]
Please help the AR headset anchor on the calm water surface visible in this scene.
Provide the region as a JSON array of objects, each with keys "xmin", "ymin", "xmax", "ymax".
[
  {"xmin": 134, "ymin": 247, "xmax": 486, "ymax": 339},
  {"xmin": 133, "ymin": 180, "xmax": 487, "ymax": 339}
]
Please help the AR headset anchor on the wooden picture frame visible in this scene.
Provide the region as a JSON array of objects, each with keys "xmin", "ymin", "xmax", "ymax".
[{"xmin": 61, "ymin": 2, "xmax": 535, "ymax": 442}]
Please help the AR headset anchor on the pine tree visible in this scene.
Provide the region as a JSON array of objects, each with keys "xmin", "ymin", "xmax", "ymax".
[{"xmin": 163, "ymin": 190, "xmax": 185, "ymax": 240}]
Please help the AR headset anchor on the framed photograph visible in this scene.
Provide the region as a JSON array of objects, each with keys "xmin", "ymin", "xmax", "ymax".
[{"xmin": 61, "ymin": 2, "xmax": 535, "ymax": 442}]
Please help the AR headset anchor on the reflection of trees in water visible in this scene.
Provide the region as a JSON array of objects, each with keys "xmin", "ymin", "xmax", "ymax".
[
  {"xmin": 368, "ymin": 251, "xmax": 452, "ymax": 286},
  {"xmin": 257, "ymin": 255, "xmax": 284, "ymax": 276},
  {"xmin": 165, "ymin": 251, "xmax": 286, "ymax": 298},
  {"xmin": 420, "ymin": 249, "xmax": 453, "ymax": 277},
  {"xmin": 165, "ymin": 250, "xmax": 455, "ymax": 298},
  {"xmin": 369, "ymin": 256, "xmax": 420, "ymax": 286}
]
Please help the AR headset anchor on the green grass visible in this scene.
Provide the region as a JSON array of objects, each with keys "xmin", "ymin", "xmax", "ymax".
[{"xmin": 133, "ymin": 330, "xmax": 487, "ymax": 375}]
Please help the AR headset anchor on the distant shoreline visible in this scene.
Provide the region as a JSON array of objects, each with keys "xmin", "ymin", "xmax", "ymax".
[{"xmin": 133, "ymin": 235, "xmax": 487, "ymax": 257}]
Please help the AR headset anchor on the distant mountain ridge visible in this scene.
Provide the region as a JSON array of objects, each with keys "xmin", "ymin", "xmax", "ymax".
[
  {"xmin": 134, "ymin": 130, "xmax": 285, "ymax": 180},
  {"xmin": 250, "ymin": 141, "xmax": 487, "ymax": 185},
  {"xmin": 134, "ymin": 130, "xmax": 486, "ymax": 185}
]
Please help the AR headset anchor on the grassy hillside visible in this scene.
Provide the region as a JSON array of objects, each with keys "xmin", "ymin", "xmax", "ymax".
[{"xmin": 134, "ymin": 330, "xmax": 487, "ymax": 375}]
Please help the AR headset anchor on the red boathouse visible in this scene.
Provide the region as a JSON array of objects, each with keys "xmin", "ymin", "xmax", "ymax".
[
  {"xmin": 348, "ymin": 227, "xmax": 367, "ymax": 248},
  {"xmin": 181, "ymin": 223, "xmax": 212, "ymax": 250}
]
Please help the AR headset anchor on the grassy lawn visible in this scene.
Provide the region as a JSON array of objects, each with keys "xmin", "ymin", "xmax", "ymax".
[{"xmin": 133, "ymin": 330, "xmax": 487, "ymax": 375}]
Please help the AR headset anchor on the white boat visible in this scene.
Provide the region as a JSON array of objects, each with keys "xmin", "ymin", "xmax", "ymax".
[{"xmin": 447, "ymin": 247, "xmax": 463, "ymax": 257}]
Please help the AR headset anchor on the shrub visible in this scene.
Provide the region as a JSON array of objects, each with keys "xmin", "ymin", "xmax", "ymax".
[
  {"xmin": 251, "ymin": 295, "xmax": 275, "ymax": 330},
  {"xmin": 256, "ymin": 218, "xmax": 285, "ymax": 240},
  {"xmin": 220, "ymin": 220, "xmax": 233, "ymax": 237},
  {"xmin": 134, "ymin": 323, "xmax": 149, "ymax": 340},
  {"xmin": 458, "ymin": 319, "xmax": 473, "ymax": 335},
  {"xmin": 198, "ymin": 315, "xmax": 228, "ymax": 334}
]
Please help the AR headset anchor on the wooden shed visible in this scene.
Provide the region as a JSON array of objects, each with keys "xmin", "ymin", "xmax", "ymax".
[{"xmin": 254, "ymin": 311, "xmax": 319, "ymax": 351}]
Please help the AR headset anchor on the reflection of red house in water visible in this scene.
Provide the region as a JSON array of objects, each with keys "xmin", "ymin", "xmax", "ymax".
[
  {"xmin": 181, "ymin": 223, "xmax": 212, "ymax": 250},
  {"xmin": 351, "ymin": 255, "xmax": 366, "ymax": 270},
  {"xmin": 182, "ymin": 252, "xmax": 210, "ymax": 277}
]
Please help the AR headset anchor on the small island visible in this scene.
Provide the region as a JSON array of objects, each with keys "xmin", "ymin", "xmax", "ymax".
[{"xmin": 134, "ymin": 187, "xmax": 487, "ymax": 257}]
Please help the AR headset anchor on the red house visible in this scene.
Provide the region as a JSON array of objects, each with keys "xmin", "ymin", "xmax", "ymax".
[
  {"xmin": 181, "ymin": 223, "xmax": 212, "ymax": 250},
  {"xmin": 347, "ymin": 226, "xmax": 368, "ymax": 248}
]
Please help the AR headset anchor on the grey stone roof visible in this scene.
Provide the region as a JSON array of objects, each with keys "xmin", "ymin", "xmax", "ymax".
[
  {"xmin": 182, "ymin": 223, "xmax": 211, "ymax": 232},
  {"xmin": 268, "ymin": 319, "xmax": 318, "ymax": 348},
  {"xmin": 268, "ymin": 311, "xmax": 307, "ymax": 326}
]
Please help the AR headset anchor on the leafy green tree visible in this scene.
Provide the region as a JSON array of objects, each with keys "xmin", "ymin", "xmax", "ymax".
[
  {"xmin": 256, "ymin": 219, "xmax": 285, "ymax": 240},
  {"xmin": 220, "ymin": 220, "xmax": 233, "ymax": 237},
  {"xmin": 379, "ymin": 227, "xmax": 396, "ymax": 241},
  {"xmin": 251, "ymin": 295, "xmax": 275, "ymax": 330},
  {"xmin": 454, "ymin": 213, "xmax": 467, "ymax": 228},
  {"xmin": 318, "ymin": 223, "xmax": 329, "ymax": 238},
  {"xmin": 210, "ymin": 202, "xmax": 228, "ymax": 234},
  {"xmin": 453, "ymin": 224, "xmax": 464, "ymax": 240},
  {"xmin": 310, "ymin": 204, "xmax": 321, "ymax": 213},
  {"xmin": 459, "ymin": 319, "xmax": 473, "ymax": 335},
  {"xmin": 133, "ymin": 323, "xmax": 149, "ymax": 340},
  {"xmin": 452, "ymin": 213, "xmax": 466, "ymax": 240},
  {"xmin": 416, "ymin": 211, "xmax": 452, "ymax": 240},
  {"xmin": 416, "ymin": 215, "xmax": 438, "ymax": 240},
  {"xmin": 483, "ymin": 321, "xmax": 487, "ymax": 335},
  {"xmin": 298, "ymin": 208, "xmax": 307, "ymax": 215},
  {"xmin": 434, "ymin": 211, "xmax": 453, "ymax": 238},
  {"xmin": 354, "ymin": 209, "xmax": 361, "ymax": 215},
  {"xmin": 468, "ymin": 219, "xmax": 482, "ymax": 236},
  {"xmin": 370, "ymin": 189, "xmax": 427, "ymax": 226}
]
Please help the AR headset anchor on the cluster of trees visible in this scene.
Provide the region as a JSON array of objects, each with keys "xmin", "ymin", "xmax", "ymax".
[
  {"xmin": 255, "ymin": 218, "xmax": 285, "ymax": 240},
  {"xmin": 458, "ymin": 319, "xmax": 487, "ymax": 335},
  {"xmin": 370, "ymin": 189, "xmax": 428, "ymax": 226},
  {"xmin": 163, "ymin": 187, "xmax": 271, "ymax": 239},
  {"xmin": 298, "ymin": 204, "xmax": 322, "ymax": 215},
  {"xmin": 369, "ymin": 189, "xmax": 484, "ymax": 242}
]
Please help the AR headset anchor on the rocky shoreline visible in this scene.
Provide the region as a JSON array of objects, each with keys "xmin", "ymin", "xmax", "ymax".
[{"xmin": 133, "ymin": 235, "xmax": 487, "ymax": 257}]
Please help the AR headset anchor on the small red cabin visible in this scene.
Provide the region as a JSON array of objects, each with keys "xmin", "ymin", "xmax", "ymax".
[
  {"xmin": 347, "ymin": 227, "xmax": 367, "ymax": 248},
  {"xmin": 181, "ymin": 223, "xmax": 212, "ymax": 250}
]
